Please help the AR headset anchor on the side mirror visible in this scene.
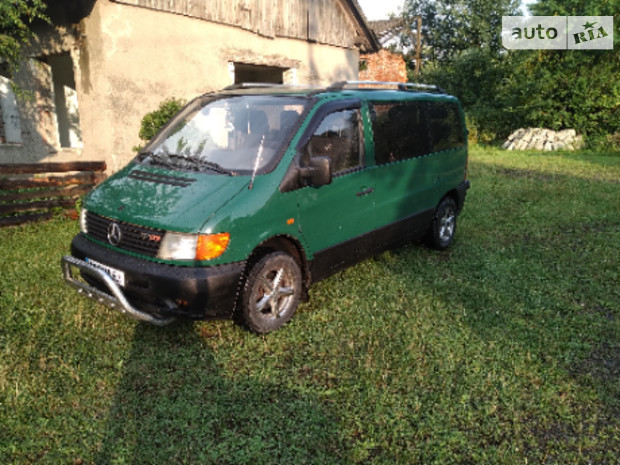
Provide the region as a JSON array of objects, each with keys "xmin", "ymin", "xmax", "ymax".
[{"xmin": 300, "ymin": 156, "xmax": 332, "ymax": 187}]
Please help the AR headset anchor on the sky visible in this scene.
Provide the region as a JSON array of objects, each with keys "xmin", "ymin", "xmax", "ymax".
[
  {"xmin": 356, "ymin": 1, "xmax": 536, "ymax": 21},
  {"xmin": 357, "ymin": 0, "xmax": 404, "ymax": 21}
]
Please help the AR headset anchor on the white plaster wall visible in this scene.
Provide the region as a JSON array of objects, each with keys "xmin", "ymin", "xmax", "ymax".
[{"xmin": 79, "ymin": 1, "xmax": 359, "ymax": 172}]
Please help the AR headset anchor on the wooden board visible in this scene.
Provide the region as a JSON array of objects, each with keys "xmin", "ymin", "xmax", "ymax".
[
  {"xmin": 0, "ymin": 198, "xmax": 78, "ymax": 216},
  {"xmin": 110, "ymin": 0, "xmax": 358, "ymax": 47},
  {"xmin": 0, "ymin": 212, "xmax": 54, "ymax": 228},
  {"xmin": 0, "ymin": 172, "xmax": 105, "ymax": 190},
  {"xmin": 0, "ymin": 161, "xmax": 106, "ymax": 228},
  {"xmin": 0, "ymin": 185, "xmax": 94, "ymax": 203},
  {"xmin": 0, "ymin": 161, "xmax": 106, "ymax": 175}
]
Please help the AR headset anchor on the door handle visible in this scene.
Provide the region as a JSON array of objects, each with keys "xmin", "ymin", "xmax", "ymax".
[{"xmin": 356, "ymin": 187, "xmax": 374, "ymax": 197}]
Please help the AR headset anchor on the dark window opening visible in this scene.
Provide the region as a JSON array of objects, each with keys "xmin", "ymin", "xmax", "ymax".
[
  {"xmin": 233, "ymin": 63, "xmax": 286, "ymax": 85},
  {"xmin": 0, "ymin": 64, "xmax": 9, "ymax": 79}
]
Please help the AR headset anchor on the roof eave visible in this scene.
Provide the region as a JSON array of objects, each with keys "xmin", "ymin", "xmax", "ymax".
[{"xmin": 342, "ymin": 0, "xmax": 381, "ymax": 53}]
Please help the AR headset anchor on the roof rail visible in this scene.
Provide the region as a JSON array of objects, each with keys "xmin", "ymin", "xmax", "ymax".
[
  {"xmin": 222, "ymin": 82, "xmax": 286, "ymax": 90},
  {"xmin": 221, "ymin": 81, "xmax": 446, "ymax": 95},
  {"xmin": 327, "ymin": 80, "xmax": 445, "ymax": 94},
  {"xmin": 223, "ymin": 82, "xmax": 325, "ymax": 91}
]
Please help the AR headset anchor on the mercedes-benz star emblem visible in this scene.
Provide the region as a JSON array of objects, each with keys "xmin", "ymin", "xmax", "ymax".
[{"xmin": 107, "ymin": 222, "xmax": 122, "ymax": 246}]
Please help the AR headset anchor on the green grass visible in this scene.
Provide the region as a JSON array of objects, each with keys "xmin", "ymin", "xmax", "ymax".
[{"xmin": 1, "ymin": 146, "xmax": 619, "ymax": 464}]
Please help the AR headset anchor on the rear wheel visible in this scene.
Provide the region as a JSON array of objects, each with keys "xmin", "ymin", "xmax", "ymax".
[
  {"xmin": 240, "ymin": 252, "xmax": 302, "ymax": 333},
  {"xmin": 426, "ymin": 197, "xmax": 458, "ymax": 250}
]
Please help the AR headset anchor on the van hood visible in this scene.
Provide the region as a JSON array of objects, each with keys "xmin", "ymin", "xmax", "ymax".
[{"xmin": 85, "ymin": 164, "xmax": 249, "ymax": 233}]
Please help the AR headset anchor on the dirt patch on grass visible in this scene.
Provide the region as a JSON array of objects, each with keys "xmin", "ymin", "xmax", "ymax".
[{"xmin": 571, "ymin": 341, "xmax": 620, "ymax": 418}]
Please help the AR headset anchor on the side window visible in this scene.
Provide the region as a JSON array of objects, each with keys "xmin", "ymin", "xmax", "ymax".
[
  {"xmin": 428, "ymin": 102, "xmax": 466, "ymax": 152},
  {"xmin": 304, "ymin": 109, "xmax": 362, "ymax": 175},
  {"xmin": 370, "ymin": 101, "xmax": 429, "ymax": 165},
  {"xmin": 0, "ymin": 75, "xmax": 22, "ymax": 144}
]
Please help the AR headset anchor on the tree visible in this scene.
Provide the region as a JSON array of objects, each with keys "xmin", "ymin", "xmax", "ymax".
[
  {"xmin": 520, "ymin": 0, "xmax": 620, "ymax": 144},
  {"xmin": 401, "ymin": 0, "xmax": 521, "ymax": 62},
  {"xmin": 405, "ymin": 0, "xmax": 619, "ymax": 147},
  {"xmin": 0, "ymin": 0, "xmax": 49, "ymax": 75},
  {"xmin": 529, "ymin": 0, "xmax": 619, "ymax": 19}
]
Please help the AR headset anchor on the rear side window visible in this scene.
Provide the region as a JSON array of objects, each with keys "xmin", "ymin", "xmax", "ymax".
[
  {"xmin": 370, "ymin": 101, "xmax": 429, "ymax": 164},
  {"xmin": 370, "ymin": 100, "xmax": 466, "ymax": 165},
  {"xmin": 427, "ymin": 102, "xmax": 466, "ymax": 152}
]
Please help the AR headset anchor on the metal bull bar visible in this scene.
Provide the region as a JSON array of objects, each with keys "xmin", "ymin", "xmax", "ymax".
[{"xmin": 61, "ymin": 255, "xmax": 175, "ymax": 326}]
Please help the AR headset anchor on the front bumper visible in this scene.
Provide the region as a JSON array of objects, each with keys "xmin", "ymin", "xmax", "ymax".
[
  {"xmin": 62, "ymin": 255, "xmax": 176, "ymax": 325},
  {"xmin": 63, "ymin": 234, "xmax": 245, "ymax": 323}
]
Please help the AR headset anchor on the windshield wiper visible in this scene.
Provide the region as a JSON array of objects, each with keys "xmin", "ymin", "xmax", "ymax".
[
  {"xmin": 140, "ymin": 151, "xmax": 175, "ymax": 169},
  {"xmin": 165, "ymin": 153, "xmax": 205, "ymax": 170},
  {"xmin": 141, "ymin": 151, "xmax": 236, "ymax": 176},
  {"xmin": 193, "ymin": 159, "xmax": 237, "ymax": 176}
]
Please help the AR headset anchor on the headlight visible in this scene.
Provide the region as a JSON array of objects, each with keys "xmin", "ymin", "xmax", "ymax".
[
  {"xmin": 158, "ymin": 232, "xmax": 230, "ymax": 261},
  {"xmin": 80, "ymin": 208, "xmax": 88, "ymax": 233},
  {"xmin": 158, "ymin": 232, "xmax": 198, "ymax": 261}
]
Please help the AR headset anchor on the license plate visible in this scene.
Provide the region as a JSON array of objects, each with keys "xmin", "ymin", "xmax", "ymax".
[{"xmin": 86, "ymin": 258, "xmax": 126, "ymax": 287}]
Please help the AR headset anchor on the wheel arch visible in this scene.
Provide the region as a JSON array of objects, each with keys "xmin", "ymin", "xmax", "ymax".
[
  {"xmin": 242, "ymin": 234, "xmax": 310, "ymax": 301},
  {"xmin": 444, "ymin": 180, "xmax": 470, "ymax": 215},
  {"xmin": 442, "ymin": 189, "xmax": 461, "ymax": 214}
]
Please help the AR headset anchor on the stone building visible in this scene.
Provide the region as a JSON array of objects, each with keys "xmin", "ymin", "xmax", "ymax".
[
  {"xmin": 0, "ymin": 0, "xmax": 378, "ymax": 172},
  {"xmin": 359, "ymin": 19, "xmax": 407, "ymax": 83},
  {"xmin": 358, "ymin": 49, "xmax": 407, "ymax": 83}
]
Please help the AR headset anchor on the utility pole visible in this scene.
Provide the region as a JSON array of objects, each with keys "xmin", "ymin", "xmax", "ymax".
[
  {"xmin": 403, "ymin": 15, "xmax": 423, "ymax": 78},
  {"xmin": 413, "ymin": 15, "xmax": 422, "ymax": 78}
]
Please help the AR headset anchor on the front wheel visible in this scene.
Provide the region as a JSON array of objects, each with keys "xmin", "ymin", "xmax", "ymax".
[
  {"xmin": 426, "ymin": 197, "xmax": 458, "ymax": 250},
  {"xmin": 240, "ymin": 252, "xmax": 302, "ymax": 333}
]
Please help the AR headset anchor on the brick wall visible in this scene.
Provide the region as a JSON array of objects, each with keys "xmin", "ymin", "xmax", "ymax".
[{"xmin": 359, "ymin": 50, "xmax": 407, "ymax": 83}]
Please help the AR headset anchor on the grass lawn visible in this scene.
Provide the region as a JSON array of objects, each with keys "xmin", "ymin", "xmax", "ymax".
[{"xmin": 1, "ymin": 146, "xmax": 619, "ymax": 464}]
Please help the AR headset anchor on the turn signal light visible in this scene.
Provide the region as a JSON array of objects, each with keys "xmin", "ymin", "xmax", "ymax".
[{"xmin": 196, "ymin": 233, "xmax": 230, "ymax": 261}]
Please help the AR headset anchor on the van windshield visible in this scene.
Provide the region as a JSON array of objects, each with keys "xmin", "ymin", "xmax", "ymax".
[{"xmin": 139, "ymin": 95, "xmax": 307, "ymax": 175}]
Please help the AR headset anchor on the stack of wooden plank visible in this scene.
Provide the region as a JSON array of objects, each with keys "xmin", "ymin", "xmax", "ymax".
[{"xmin": 0, "ymin": 161, "xmax": 106, "ymax": 227}]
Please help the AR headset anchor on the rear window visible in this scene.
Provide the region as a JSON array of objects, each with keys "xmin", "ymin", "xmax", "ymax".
[
  {"xmin": 427, "ymin": 101, "xmax": 466, "ymax": 152},
  {"xmin": 369, "ymin": 100, "xmax": 465, "ymax": 165}
]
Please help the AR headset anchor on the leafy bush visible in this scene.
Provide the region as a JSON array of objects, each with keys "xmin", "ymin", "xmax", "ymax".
[
  {"xmin": 514, "ymin": 50, "xmax": 619, "ymax": 149},
  {"xmin": 137, "ymin": 97, "xmax": 186, "ymax": 144}
]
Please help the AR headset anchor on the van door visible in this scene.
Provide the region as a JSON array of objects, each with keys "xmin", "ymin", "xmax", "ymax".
[
  {"xmin": 295, "ymin": 101, "xmax": 377, "ymax": 280},
  {"xmin": 367, "ymin": 100, "xmax": 436, "ymax": 245}
]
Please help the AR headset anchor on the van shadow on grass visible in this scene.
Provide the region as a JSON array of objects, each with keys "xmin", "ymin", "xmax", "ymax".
[{"xmin": 95, "ymin": 322, "xmax": 344, "ymax": 465}]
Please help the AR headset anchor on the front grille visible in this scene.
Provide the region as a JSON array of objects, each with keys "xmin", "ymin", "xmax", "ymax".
[{"xmin": 86, "ymin": 211, "xmax": 164, "ymax": 257}]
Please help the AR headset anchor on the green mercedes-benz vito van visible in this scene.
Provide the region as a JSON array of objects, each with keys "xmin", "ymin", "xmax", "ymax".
[{"xmin": 62, "ymin": 81, "xmax": 470, "ymax": 333}]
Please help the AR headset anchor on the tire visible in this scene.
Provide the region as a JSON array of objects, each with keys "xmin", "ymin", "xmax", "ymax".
[
  {"xmin": 426, "ymin": 197, "xmax": 458, "ymax": 250},
  {"xmin": 240, "ymin": 252, "xmax": 302, "ymax": 333}
]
